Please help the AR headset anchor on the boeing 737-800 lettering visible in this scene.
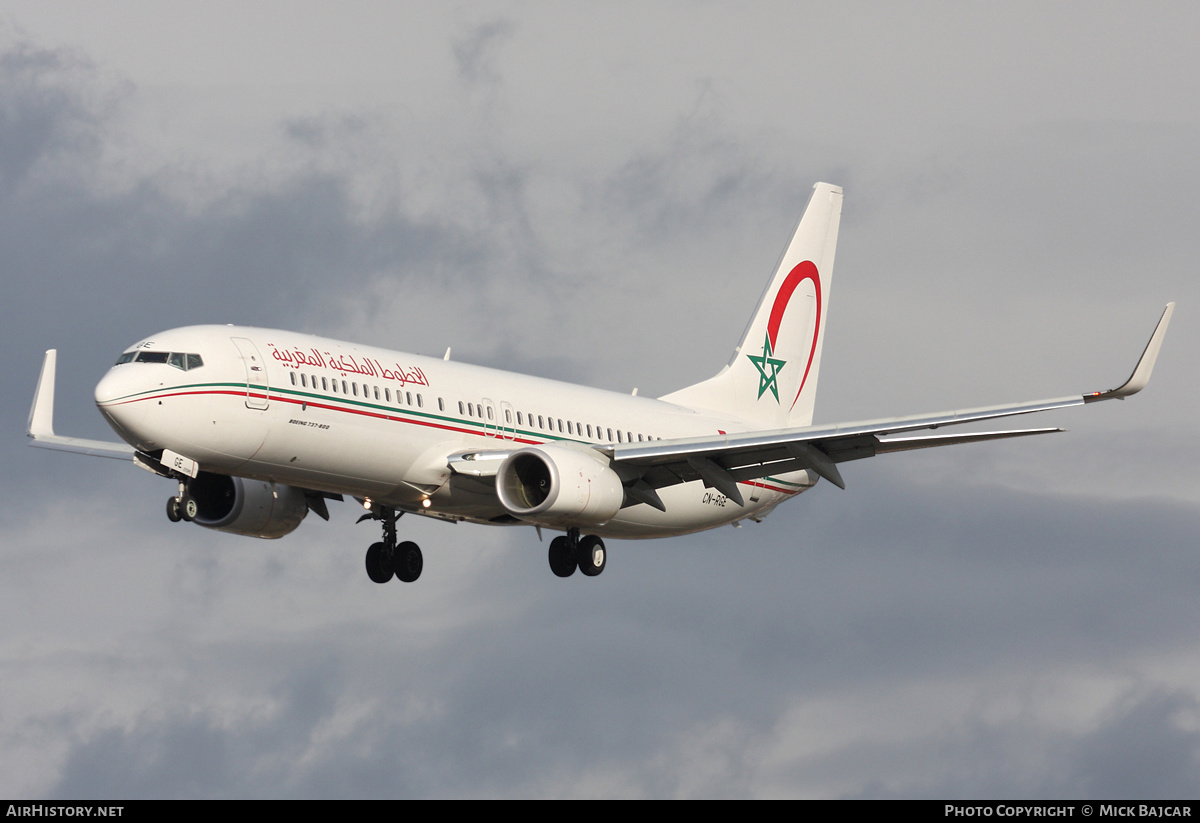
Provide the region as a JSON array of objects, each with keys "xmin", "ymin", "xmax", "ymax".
[{"xmin": 27, "ymin": 183, "xmax": 1174, "ymax": 584}]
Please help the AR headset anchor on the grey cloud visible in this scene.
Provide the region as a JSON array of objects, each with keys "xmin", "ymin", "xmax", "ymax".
[
  {"xmin": 452, "ymin": 18, "xmax": 516, "ymax": 88},
  {"xmin": 1067, "ymin": 689, "xmax": 1200, "ymax": 798},
  {"xmin": 27, "ymin": 469, "xmax": 1200, "ymax": 798},
  {"xmin": 0, "ymin": 44, "xmax": 104, "ymax": 190}
]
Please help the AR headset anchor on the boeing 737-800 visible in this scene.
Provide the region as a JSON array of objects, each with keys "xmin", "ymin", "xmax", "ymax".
[{"xmin": 27, "ymin": 183, "xmax": 1174, "ymax": 584}]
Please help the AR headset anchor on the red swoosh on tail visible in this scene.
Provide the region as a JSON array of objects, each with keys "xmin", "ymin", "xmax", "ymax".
[{"xmin": 765, "ymin": 261, "xmax": 821, "ymax": 411}]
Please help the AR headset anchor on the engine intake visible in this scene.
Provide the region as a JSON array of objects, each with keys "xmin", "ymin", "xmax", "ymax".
[
  {"xmin": 187, "ymin": 472, "xmax": 309, "ymax": 539},
  {"xmin": 496, "ymin": 446, "xmax": 624, "ymax": 527}
]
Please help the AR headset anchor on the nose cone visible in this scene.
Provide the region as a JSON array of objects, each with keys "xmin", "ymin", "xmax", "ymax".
[
  {"xmin": 95, "ymin": 367, "xmax": 129, "ymax": 405},
  {"xmin": 94, "ymin": 366, "xmax": 150, "ymax": 447}
]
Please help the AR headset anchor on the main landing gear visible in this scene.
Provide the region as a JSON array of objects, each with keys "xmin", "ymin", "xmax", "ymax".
[
  {"xmin": 548, "ymin": 528, "xmax": 607, "ymax": 578},
  {"xmin": 360, "ymin": 505, "xmax": 423, "ymax": 584}
]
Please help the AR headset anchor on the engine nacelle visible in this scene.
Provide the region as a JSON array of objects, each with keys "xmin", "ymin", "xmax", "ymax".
[
  {"xmin": 186, "ymin": 472, "xmax": 308, "ymax": 539},
  {"xmin": 496, "ymin": 445, "xmax": 625, "ymax": 527}
]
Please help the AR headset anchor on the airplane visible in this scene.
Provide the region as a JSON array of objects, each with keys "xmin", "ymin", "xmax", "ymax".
[{"xmin": 27, "ymin": 183, "xmax": 1175, "ymax": 584}]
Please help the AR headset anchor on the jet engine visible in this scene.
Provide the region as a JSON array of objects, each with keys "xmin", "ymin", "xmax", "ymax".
[
  {"xmin": 186, "ymin": 472, "xmax": 308, "ymax": 539},
  {"xmin": 496, "ymin": 445, "xmax": 625, "ymax": 527}
]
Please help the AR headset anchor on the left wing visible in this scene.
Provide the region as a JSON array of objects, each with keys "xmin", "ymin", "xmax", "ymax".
[{"xmin": 605, "ymin": 303, "xmax": 1174, "ymax": 508}]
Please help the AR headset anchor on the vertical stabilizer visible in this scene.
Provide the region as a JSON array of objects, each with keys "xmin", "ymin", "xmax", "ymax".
[{"xmin": 661, "ymin": 182, "xmax": 842, "ymax": 428}]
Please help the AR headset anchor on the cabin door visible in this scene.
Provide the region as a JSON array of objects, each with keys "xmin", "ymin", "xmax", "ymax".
[{"xmin": 230, "ymin": 337, "xmax": 269, "ymax": 410}]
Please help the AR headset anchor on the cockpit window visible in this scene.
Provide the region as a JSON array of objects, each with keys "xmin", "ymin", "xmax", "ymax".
[{"xmin": 119, "ymin": 351, "xmax": 204, "ymax": 370}]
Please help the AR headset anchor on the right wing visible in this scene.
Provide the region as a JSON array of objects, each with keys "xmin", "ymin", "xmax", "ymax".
[
  {"xmin": 27, "ymin": 350, "xmax": 134, "ymax": 460},
  {"xmin": 604, "ymin": 303, "xmax": 1175, "ymax": 508}
]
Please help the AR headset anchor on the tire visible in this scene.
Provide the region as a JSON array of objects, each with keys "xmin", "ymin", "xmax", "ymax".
[
  {"xmin": 181, "ymin": 495, "xmax": 198, "ymax": 522},
  {"xmin": 577, "ymin": 535, "xmax": 606, "ymax": 577},
  {"xmin": 394, "ymin": 541, "xmax": 423, "ymax": 583},
  {"xmin": 548, "ymin": 535, "xmax": 576, "ymax": 577},
  {"xmin": 365, "ymin": 542, "xmax": 394, "ymax": 584},
  {"xmin": 166, "ymin": 497, "xmax": 182, "ymax": 523}
]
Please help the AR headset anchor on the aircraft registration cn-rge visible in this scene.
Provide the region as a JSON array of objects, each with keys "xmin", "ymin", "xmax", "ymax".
[{"xmin": 27, "ymin": 183, "xmax": 1174, "ymax": 584}]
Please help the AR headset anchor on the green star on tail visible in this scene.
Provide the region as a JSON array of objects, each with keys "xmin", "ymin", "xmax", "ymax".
[{"xmin": 747, "ymin": 333, "xmax": 786, "ymax": 402}]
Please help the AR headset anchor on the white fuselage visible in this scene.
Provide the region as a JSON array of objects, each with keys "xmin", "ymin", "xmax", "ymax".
[{"xmin": 94, "ymin": 325, "xmax": 815, "ymax": 538}]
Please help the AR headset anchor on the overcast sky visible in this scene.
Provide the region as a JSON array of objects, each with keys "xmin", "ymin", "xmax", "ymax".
[{"xmin": 2, "ymin": 1, "xmax": 1199, "ymax": 798}]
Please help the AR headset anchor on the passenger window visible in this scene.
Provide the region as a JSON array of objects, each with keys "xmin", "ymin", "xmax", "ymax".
[
  {"xmin": 617, "ymin": 430, "xmax": 623, "ymax": 443},
  {"xmin": 417, "ymin": 395, "xmax": 423, "ymax": 408},
  {"xmin": 406, "ymin": 392, "xmax": 413, "ymax": 405},
  {"xmin": 322, "ymin": 377, "xmax": 328, "ymax": 391},
  {"xmin": 459, "ymin": 401, "xmax": 465, "ymax": 415},
  {"xmin": 438, "ymin": 398, "xmax": 444, "ymax": 411},
  {"xmin": 301, "ymin": 374, "xmax": 308, "ymax": 388},
  {"xmin": 290, "ymin": 372, "xmax": 297, "ymax": 386}
]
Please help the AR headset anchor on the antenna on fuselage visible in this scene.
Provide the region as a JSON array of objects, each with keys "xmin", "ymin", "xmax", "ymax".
[{"xmin": 444, "ymin": 347, "xmax": 452, "ymax": 361}]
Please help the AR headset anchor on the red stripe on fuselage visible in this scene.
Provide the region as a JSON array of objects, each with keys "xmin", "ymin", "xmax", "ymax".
[
  {"xmin": 102, "ymin": 388, "xmax": 544, "ymax": 445},
  {"xmin": 102, "ymin": 389, "xmax": 803, "ymax": 495}
]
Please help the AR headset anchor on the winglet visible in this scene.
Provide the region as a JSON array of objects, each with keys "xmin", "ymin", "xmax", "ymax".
[
  {"xmin": 1085, "ymin": 302, "xmax": 1174, "ymax": 402},
  {"xmin": 27, "ymin": 349, "xmax": 134, "ymax": 460},
  {"xmin": 28, "ymin": 349, "xmax": 57, "ymax": 437}
]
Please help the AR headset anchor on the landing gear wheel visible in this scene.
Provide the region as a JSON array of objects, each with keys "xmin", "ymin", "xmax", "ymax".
[
  {"xmin": 365, "ymin": 542, "xmax": 394, "ymax": 584},
  {"xmin": 180, "ymin": 495, "xmax": 198, "ymax": 522},
  {"xmin": 548, "ymin": 535, "xmax": 576, "ymax": 578},
  {"xmin": 394, "ymin": 541, "xmax": 423, "ymax": 583},
  {"xmin": 166, "ymin": 497, "xmax": 182, "ymax": 523},
  {"xmin": 577, "ymin": 535, "xmax": 606, "ymax": 577}
]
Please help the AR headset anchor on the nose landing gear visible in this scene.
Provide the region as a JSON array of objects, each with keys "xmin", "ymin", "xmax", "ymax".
[
  {"xmin": 360, "ymin": 505, "xmax": 423, "ymax": 584},
  {"xmin": 166, "ymin": 480, "xmax": 196, "ymax": 523}
]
